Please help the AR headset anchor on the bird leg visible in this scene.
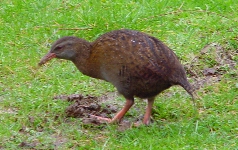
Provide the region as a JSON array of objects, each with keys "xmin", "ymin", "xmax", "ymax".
[
  {"xmin": 142, "ymin": 97, "xmax": 155, "ymax": 125},
  {"xmin": 90, "ymin": 98, "xmax": 134, "ymax": 124},
  {"xmin": 110, "ymin": 98, "xmax": 134, "ymax": 123}
]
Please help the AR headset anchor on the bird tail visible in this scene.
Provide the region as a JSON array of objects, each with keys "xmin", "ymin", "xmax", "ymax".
[
  {"xmin": 179, "ymin": 79, "xmax": 199, "ymax": 111},
  {"xmin": 180, "ymin": 79, "xmax": 196, "ymax": 100}
]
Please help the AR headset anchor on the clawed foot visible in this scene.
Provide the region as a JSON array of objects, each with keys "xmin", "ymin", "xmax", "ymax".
[
  {"xmin": 133, "ymin": 120, "xmax": 151, "ymax": 127},
  {"xmin": 89, "ymin": 114, "xmax": 151, "ymax": 127},
  {"xmin": 89, "ymin": 114, "xmax": 113, "ymax": 123}
]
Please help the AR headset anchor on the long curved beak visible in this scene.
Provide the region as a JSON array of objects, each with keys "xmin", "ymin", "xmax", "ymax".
[{"xmin": 38, "ymin": 52, "xmax": 56, "ymax": 66}]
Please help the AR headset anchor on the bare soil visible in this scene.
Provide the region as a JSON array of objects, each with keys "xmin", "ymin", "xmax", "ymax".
[
  {"xmin": 53, "ymin": 92, "xmax": 121, "ymax": 125},
  {"xmin": 185, "ymin": 43, "xmax": 237, "ymax": 90}
]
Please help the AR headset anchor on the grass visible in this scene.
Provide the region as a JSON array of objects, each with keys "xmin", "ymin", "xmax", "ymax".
[{"xmin": 0, "ymin": 0, "xmax": 237, "ymax": 149}]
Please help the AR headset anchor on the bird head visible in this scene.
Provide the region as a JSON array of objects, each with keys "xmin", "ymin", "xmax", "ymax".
[{"xmin": 38, "ymin": 36, "xmax": 79, "ymax": 66}]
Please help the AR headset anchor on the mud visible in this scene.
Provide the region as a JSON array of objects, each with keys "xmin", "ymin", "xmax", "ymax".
[
  {"xmin": 185, "ymin": 42, "xmax": 237, "ymax": 90},
  {"xmin": 54, "ymin": 93, "xmax": 120, "ymax": 125}
]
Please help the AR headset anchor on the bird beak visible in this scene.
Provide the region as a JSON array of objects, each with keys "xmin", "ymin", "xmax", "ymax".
[{"xmin": 38, "ymin": 52, "xmax": 56, "ymax": 66}]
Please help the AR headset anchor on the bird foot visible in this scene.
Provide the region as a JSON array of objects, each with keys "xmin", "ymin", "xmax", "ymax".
[
  {"xmin": 133, "ymin": 122, "xmax": 142, "ymax": 127},
  {"xmin": 133, "ymin": 120, "xmax": 151, "ymax": 127},
  {"xmin": 89, "ymin": 114, "xmax": 123, "ymax": 124},
  {"xmin": 89, "ymin": 115, "xmax": 112, "ymax": 123}
]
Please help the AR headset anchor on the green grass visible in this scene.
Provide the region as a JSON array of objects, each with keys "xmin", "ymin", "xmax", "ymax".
[{"xmin": 0, "ymin": 0, "xmax": 237, "ymax": 149}]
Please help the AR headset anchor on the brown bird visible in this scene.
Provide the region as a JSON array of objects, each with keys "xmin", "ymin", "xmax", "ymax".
[{"xmin": 39, "ymin": 29, "xmax": 194, "ymax": 125}]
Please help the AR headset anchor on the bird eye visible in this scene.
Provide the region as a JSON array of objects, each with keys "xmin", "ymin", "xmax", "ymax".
[{"xmin": 55, "ymin": 45, "xmax": 63, "ymax": 51}]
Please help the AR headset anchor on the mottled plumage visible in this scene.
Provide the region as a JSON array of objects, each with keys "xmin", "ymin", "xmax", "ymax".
[{"xmin": 39, "ymin": 29, "xmax": 194, "ymax": 125}]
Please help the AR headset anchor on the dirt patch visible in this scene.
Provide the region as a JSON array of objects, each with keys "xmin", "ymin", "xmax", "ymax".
[
  {"xmin": 54, "ymin": 93, "xmax": 143, "ymax": 130},
  {"xmin": 185, "ymin": 42, "xmax": 237, "ymax": 90},
  {"xmin": 17, "ymin": 125, "xmax": 67, "ymax": 149},
  {"xmin": 54, "ymin": 93, "xmax": 120, "ymax": 125},
  {"xmin": 19, "ymin": 141, "xmax": 38, "ymax": 149}
]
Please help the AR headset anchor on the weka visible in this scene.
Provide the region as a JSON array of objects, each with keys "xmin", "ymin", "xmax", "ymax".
[{"xmin": 39, "ymin": 29, "xmax": 194, "ymax": 125}]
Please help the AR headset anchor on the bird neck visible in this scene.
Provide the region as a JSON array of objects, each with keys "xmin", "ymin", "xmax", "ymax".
[{"xmin": 71, "ymin": 41, "xmax": 102, "ymax": 79}]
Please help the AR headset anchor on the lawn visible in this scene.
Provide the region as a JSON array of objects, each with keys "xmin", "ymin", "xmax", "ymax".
[{"xmin": 0, "ymin": 0, "xmax": 237, "ymax": 149}]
